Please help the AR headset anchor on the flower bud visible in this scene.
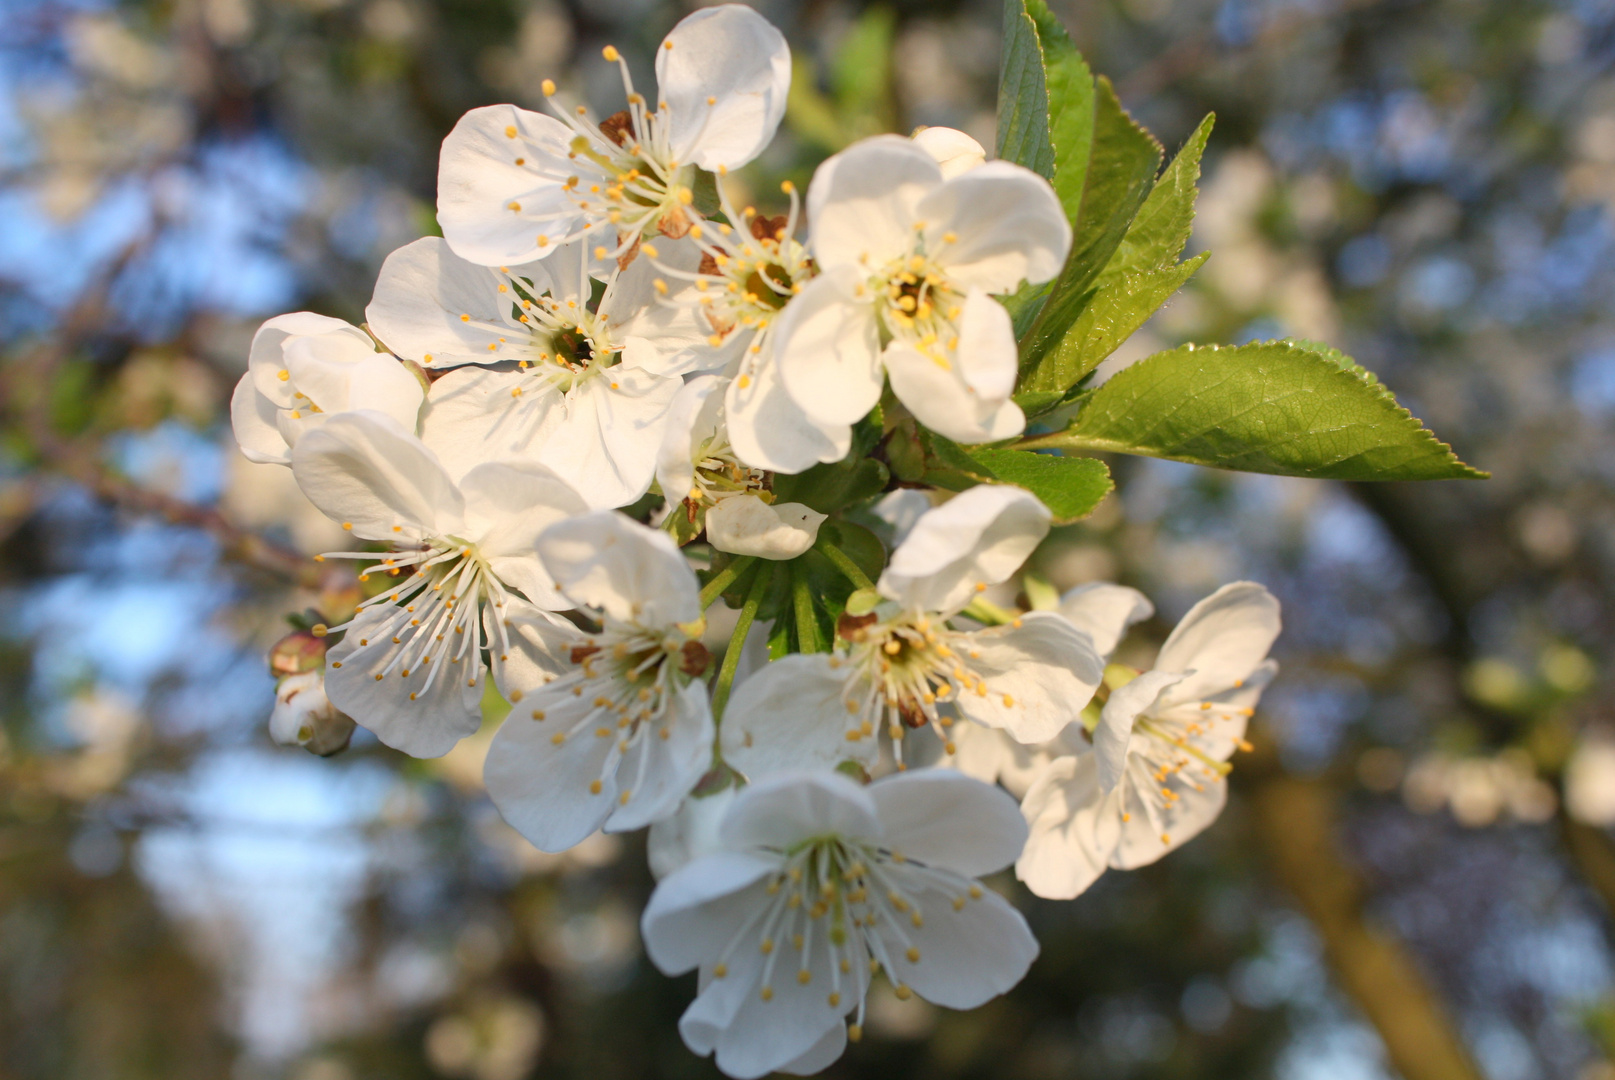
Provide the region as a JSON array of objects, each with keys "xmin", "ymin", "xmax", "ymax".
[
  {"xmin": 911, "ymin": 126, "xmax": 987, "ymax": 178},
  {"xmin": 269, "ymin": 670, "xmax": 356, "ymax": 757},
  {"xmin": 268, "ymin": 628, "xmax": 327, "ymax": 676}
]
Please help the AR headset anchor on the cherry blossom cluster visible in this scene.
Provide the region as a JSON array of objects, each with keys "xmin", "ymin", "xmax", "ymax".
[{"xmin": 233, "ymin": 7, "xmax": 1281, "ymax": 1075}]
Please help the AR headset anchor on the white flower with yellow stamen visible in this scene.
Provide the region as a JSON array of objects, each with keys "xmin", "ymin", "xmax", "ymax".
[
  {"xmin": 370, "ymin": 237, "xmax": 696, "ymax": 509},
  {"xmin": 290, "ymin": 411, "xmax": 589, "ymax": 758},
  {"xmin": 720, "ymin": 486, "xmax": 1103, "ymax": 775},
  {"xmin": 1016, "ymin": 582, "xmax": 1281, "ymax": 900},
  {"xmin": 436, "ymin": 4, "xmax": 790, "ymax": 267},
  {"xmin": 642, "ymin": 769, "xmax": 1037, "ymax": 1080},
  {"xmin": 637, "ymin": 178, "xmax": 847, "ymax": 473},
  {"xmin": 483, "ymin": 511, "xmax": 715, "ymax": 853},
  {"xmin": 654, "ymin": 376, "xmax": 826, "ymax": 560},
  {"xmin": 773, "ymin": 136, "xmax": 1069, "ymax": 447},
  {"xmin": 230, "ymin": 313, "xmax": 424, "ymax": 467},
  {"xmin": 949, "ymin": 581, "xmax": 1156, "ymax": 795}
]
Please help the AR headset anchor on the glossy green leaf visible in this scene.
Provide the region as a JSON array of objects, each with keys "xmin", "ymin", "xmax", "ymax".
[
  {"xmin": 1019, "ymin": 77, "xmax": 1163, "ymax": 384},
  {"xmin": 1026, "ymin": 341, "xmax": 1488, "ymax": 481},
  {"xmin": 771, "ymin": 455, "xmax": 889, "ymax": 514},
  {"xmin": 971, "ymin": 449, "xmax": 1114, "ymax": 522},
  {"xmin": 1100, "ymin": 113, "xmax": 1213, "ymax": 283}
]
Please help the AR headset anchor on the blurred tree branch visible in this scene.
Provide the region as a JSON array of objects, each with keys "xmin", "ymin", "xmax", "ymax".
[{"xmin": 1248, "ymin": 749, "xmax": 1485, "ymax": 1080}]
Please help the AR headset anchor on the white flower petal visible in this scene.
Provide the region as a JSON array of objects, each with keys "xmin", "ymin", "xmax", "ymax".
[
  {"xmin": 605, "ymin": 679, "xmax": 714, "ymax": 833},
  {"xmin": 290, "ymin": 410, "xmax": 463, "ymax": 542},
  {"xmin": 1056, "ymin": 583, "xmax": 1154, "ymax": 659},
  {"xmin": 718, "ymin": 770, "xmax": 881, "ymax": 851},
  {"xmin": 649, "ymin": 786, "xmax": 740, "ymax": 881},
  {"xmin": 437, "ymin": 104, "xmax": 599, "ymax": 266},
  {"xmin": 642, "ymin": 851, "xmax": 778, "ymax": 974},
  {"xmin": 873, "ymin": 865, "xmax": 1038, "ymax": 1009},
  {"xmin": 878, "ymin": 485, "xmax": 1050, "ymax": 615},
  {"xmin": 230, "ymin": 372, "xmax": 290, "ymax": 465},
  {"xmin": 1155, "ymin": 581, "xmax": 1282, "ymax": 706},
  {"xmin": 869, "ymin": 769, "xmax": 1026, "ymax": 877},
  {"xmin": 482, "ymin": 688, "xmax": 619, "ymax": 852},
  {"xmin": 324, "ymin": 605, "xmax": 485, "ymax": 758},
  {"xmin": 953, "ymin": 613, "xmax": 1104, "ymax": 743},
  {"xmin": 706, "ymin": 496, "xmax": 826, "ymax": 560},
  {"xmin": 773, "ymin": 270, "xmax": 884, "ymax": 428},
  {"xmin": 247, "ymin": 312, "xmax": 358, "ymax": 406},
  {"xmin": 487, "ymin": 600, "xmax": 585, "ymax": 703},
  {"xmin": 458, "ymin": 461, "xmax": 587, "ymax": 606},
  {"xmin": 655, "ymin": 374, "xmax": 726, "ymax": 502},
  {"xmin": 365, "ymin": 236, "xmax": 530, "ymax": 369},
  {"xmin": 777, "ymin": 1020, "xmax": 848, "ymax": 1076},
  {"xmin": 1093, "ymin": 669, "xmax": 1187, "ymax": 792},
  {"xmin": 806, "ymin": 135, "xmax": 941, "ymax": 275},
  {"xmin": 538, "ymin": 510, "xmax": 701, "ymax": 625},
  {"xmin": 954, "ymin": 287, "xmax": 1020, "ymax": 403},
  {"xmin": 657, "ymin": 4, "xmax": 790, "ymax": 171},
  {"xmin": 724, "ymin": 340, "xmax": 850, "ymax": 474},
  {"xmin": 721, "ymin": 655, "xmax": 879, "ymax": 779},
  {"xmin": 535, "ymin": 366, "xmax": 679, "ymax": 510},
  {"xmin": 922, "ymin": 161, "xmax": 1070, "ymax": 292},
  {"xmin": 1016, "ymin": 753, "xmax": 1121, "ymax": 900},
  {"xmin": 884, "ymin": 341, "xmax": 1025, "ymax": 445},
  {"xmin": 911, "ymin": 125, "xmax": 987, "ymax": 179}
]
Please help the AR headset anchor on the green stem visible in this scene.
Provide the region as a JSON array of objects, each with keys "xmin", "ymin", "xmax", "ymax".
[
  {"xmin": 962, "ymin": 596, "xmax": 1017, "ymax": 625},
  {"xmin": 816, "ymin": 541, "xmax": 874, "ymax": 591},
  {"xmin": 712, "ymin": 564, "xmax": 774, "ymax": 720},
  {"xmin": 793, "ymin": 571, "xmax": 825, "ymax": 653},
  {"xmin": 700, "ymin": 555, "xmax": 757, "ymax": 610}
]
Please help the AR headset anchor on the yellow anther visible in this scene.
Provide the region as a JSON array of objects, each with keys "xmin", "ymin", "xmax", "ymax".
[
  {"xmin": 504, "ymin": 125, "xmax": 517, "ymax": 138},
  {"xmin": 589, "ymin": 779, "xmax": 602, "ymax": 794},
  {"xmin": 713, "ymin": 963, "xmax": 727, "ymax": 978},
  {"xmin": 796, "ymin": 969, "xmax": 811, "ymax": 985},
  {"xmin": 759, "ymin": 986, "xmax": 773, "ymax": 1002},
  {"xmin": 895, "ymin": 983, "xmax": 913, "ymax": 1001},
  {"xmin": 276, "ymin": 369, "xmax": 290, "ymax": 381},
  {"xmin": 906, "ymin": 947, "xmax": 920, "ymax": 963},
  {"xmin": 602, "ymin": 45, "xmax": 620, "ymax": 61},
  {"xmin": 551, "ymin": 732, "xmax": 565, "ymax": 745},
  {"xmin": 541, "ymin": 78, "xmax": 556, "ymax": 96}
]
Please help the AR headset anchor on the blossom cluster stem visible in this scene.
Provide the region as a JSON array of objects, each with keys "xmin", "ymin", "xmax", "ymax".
[
  {"xmin": 701, "ymin": 555, "xmax": 757, "ymax": 610},
  {"xmin": 712, "ymin": 563, "xmax": 775, "ymax": 720},
  {"xmin": 792, "ymin": 571, "xmax": 826, "ymax": 654},
  {"xmin": 816, "ymin": 540, "xmax": 873, "ymax": 591}
]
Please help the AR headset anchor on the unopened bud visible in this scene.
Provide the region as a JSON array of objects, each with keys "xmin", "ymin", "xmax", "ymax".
[
  {"xmin": 269, "ymin": 670, "xmax": 356, "ymax": 757},
  {"xmin": 269, "ymin": 629, "xmax": 327, "ymax": 676}
]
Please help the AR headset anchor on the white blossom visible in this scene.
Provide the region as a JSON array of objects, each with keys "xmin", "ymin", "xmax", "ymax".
[
  {"xmin": 230, "ymin": 313, "xmax": 423, "ymax": 466},
  {"xmin": 721, "ymin": 486, "xmax": 1103, "ymax": 776},
  {"xmin": 1017, "ymin": 582, "xmax": 1281, "ymax": 900},
  {"xmin": 774, "ymin": 136, "xmax": 1069, "ymax": 446},
  {"xmin": 436, "ymin": 5, "xmax": 790, "ymax": 266},
  {"xmin": 291, "ymin": 411, "xmax": 588, "ymax": 757},
  {"xmin": 378, "ymin": 238, "xmax": 695, "ymax": 508},
  {"xmin": 641, "ymin": 769, "xmax": 1037, "ymax": 1079},
  {"xmin": 483, "ymin": 511, "xmax": 715, "ymax": 852},
  {"xmin": 268, "ymin": 669, "xmax": 355, "ymax": 757}
]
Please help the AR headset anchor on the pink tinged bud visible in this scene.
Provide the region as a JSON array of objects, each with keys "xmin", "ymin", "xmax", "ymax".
[
  {"xmin": 269, "ymin": 670, "xmax": 356, "ymax": 757},
  {"xmin": 269, "ymin": 629, "xmax": 328, "ymax": 676}
]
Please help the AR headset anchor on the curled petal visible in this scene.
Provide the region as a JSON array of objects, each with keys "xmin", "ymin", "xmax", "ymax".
[
  {"xmin": 911, "ymin": 125, "xmax": 987, "ymax": 178},
  {"xmin": 655, "ymin": 375, "xmax": 726, "ymax": 503},
  {"xmin": 878, "ymin": 484, "xmax": 1050, "ymax": 615},
  {"xmin": 1092, "ymin": 669, "xmax": 1187, "ymax": 793},
  {"xmin": 884, "ymin": 340, "xmax": 1024, "ymax": 446},
  {"xmin": 705, "ymin": 496, "xmax": 825, "ymax": 560},
  {"xmin": 953, "ymin": 613, "xmax": 1103, "ymax": 744},
  {"xmin": 1056, "ymin": 582, "xmax": 1154, "ymax": 660},
  {"xmin": 724, "ymin": 340, "xmax": 850, "ymax": 474},
  {"xmin": 1155, "ymin": 581, "xmax": 1282, "ymax": 706}
]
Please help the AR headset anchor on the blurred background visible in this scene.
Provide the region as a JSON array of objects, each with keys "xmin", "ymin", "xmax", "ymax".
[{"xmin": 1, "ymin": 0, "xmax": 1612, "ymax": 1077}]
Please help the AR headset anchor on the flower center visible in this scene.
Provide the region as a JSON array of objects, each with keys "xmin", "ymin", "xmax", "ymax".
[
  {"xmin": 535, "ymin": 619, "xmax": 709, "ymax": 805},
  {"xmin": 864, "ymin": 236, "xmax": 965, "ymax": 367},
  {"xmin": 316, "ymin": 539, "xmax": 515, "ymax": 701},
  {"xmin": 834, "ymin": 611, "xmax": 997, "ymax": 764},
  {"xmin": 709, "ymin": 834, "xmax": 988, "ymax": 1030}
]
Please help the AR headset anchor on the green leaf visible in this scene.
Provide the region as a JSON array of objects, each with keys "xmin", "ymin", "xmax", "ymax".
[
  {"xmin": 1026, "ymin": 340, "xmax": 1488, "ymax": 481},
  {"xmin": 1019, "ymin": 77, "xmax": 1163, "ymax": 386},
  {"xmin": 924, "ymin": 433, "xmax": 1113, "ymax": 522},
  {"xmin": 832, "ymin": 6, "xmax": 897, "ymax": 126},
  {"xmin": 1027, "ymin": 252, "xmax": 1209, "ymax": 393},
  {"xmin": 995, "ymin": 0, "xmax": 1057, "ymax": 181},
  {"xmin": 1099, "ymin": 113, "xmax": 1213, "ymax": 283},
  {"xmin": 972, "ymin": 449, "xmax": 1114, "ymax": 522},
  {"xmin": 1012, "ymin": 388, "xmax": 1068, "ymax": 418},
  {"xmin": 771, "ymin": 456, "xmax": 889, "ymax": 514}
]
